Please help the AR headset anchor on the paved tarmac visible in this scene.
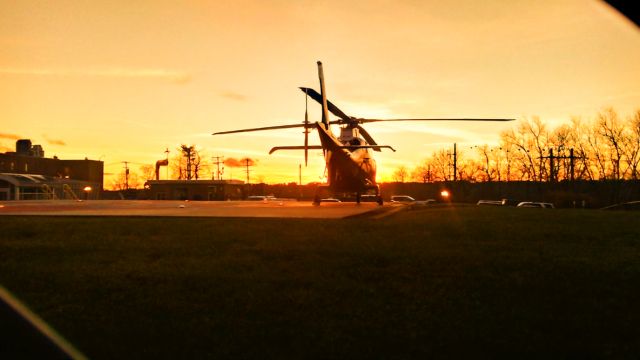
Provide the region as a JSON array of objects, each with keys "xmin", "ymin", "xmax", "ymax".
[{"xmin": 0, "ymin": 200, "xmax": 402, "ymax": 219}]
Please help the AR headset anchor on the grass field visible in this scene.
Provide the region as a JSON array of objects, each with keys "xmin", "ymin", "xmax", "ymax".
[{"xmin": 1, "ymin": 206, "xmax": 639, "ymax": 358}]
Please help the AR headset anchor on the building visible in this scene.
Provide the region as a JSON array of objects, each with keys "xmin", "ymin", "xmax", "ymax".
[
  {"xmin": 0, "ymin": 139, "xmax": 103, "ymax": 200},
  {"xmin": 0, "ymin": 173, "xmax": 99, "ymax": 200},
  {"xmin": 145, "ymin": 179, "xmax": 246, "ymax": 200}
]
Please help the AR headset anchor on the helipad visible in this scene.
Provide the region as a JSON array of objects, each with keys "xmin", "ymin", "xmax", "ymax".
[{"xmin": 0, "ymin": 200, "xmax": 402, "ymax": 218}]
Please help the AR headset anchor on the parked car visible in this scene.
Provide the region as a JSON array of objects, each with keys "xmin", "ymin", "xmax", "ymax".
[
  {"xmin": 391, "ymin": 195, "xmax": 416, "ymax": 203},
  {"xmin": 477, "ymin": 200, "xmax": 503, "ymax": 206},
  {"xmin": 391, "ymin": 195, "xmax": 435, "ymax": 205},
  {"xmin": 320, "ymin": 198, "xmax": 341, "ymax": 202},
  {"xmin": 517, "ymin": 201, "xmax": 555, "ymax": 208},
  {"xmin": 360, "ymin": 194, "xmax": 379, "ymax": 202},
  {"xmin": 247, "ymin": 195, "xmax": 276, "ymax": 201}
]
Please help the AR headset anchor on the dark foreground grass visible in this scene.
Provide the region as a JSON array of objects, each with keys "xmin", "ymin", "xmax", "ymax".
[{"xmin": 1, "ymin": 207, "xmax": 639, "ymax": 359}]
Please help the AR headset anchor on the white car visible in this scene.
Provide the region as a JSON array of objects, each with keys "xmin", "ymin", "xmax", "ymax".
[
  {"xmin": 477, "ymin": 200, "xmax": 503, "ymax": 206},
  {"xmin": 391, "ymin": 195, "xmax": 435, "ymax": 205},
  {"xmin": 517, "ymin": 201, "xmax": 555, "ymax": 208},
  {"xmin": 247, "ymin": 195, "xmax": 276, "ymax": 201},
  {"xmin": 391, "ymin": 195, "xmax": 416, "ymax": 203}
]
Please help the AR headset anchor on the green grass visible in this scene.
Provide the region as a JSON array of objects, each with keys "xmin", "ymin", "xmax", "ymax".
[{"xmin": 1, "ymin": 207, "xmax": 639, "ymax": 358}]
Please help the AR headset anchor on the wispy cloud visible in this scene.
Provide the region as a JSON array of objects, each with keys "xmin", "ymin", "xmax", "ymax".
[
  {"xmin": 0, "ymin": 132, "xmax": 21, "ymax": 140},
  {"xmin": 219, "ymin": 91, "xmax": 248, "ymax": 101},
  {"xmin": 212, "ymin": 147, "xmax": 269, "ymax": 157},
  {"xmin": 224, "ymin": 157, "xmax": 258, "ymax": 167},
  {"xmin": 43, "ymin": 135, "xmax": 66, "ymax": 146},
  {"xmin": 0, "ymin": 67, "xmax": 191, "ymax": 84}
]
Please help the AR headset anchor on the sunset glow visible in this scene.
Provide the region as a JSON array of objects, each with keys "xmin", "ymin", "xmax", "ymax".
[{"xmin": 1, "ymin": 1, "xmax": 638, "ymax": 187}]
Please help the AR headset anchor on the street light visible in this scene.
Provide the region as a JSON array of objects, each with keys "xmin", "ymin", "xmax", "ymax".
[
  {"xmin": 83, "ymin": 186, "xmax": 92, "ymax": 200},
  {"xmin": 439, "ymin": 189, "xmax": 451, "ymax": 203}
]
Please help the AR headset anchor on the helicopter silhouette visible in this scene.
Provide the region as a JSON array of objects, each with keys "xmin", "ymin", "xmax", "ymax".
[{"xmin": 214, "ymin": 61, "xmax": 513, "ymax": 205}]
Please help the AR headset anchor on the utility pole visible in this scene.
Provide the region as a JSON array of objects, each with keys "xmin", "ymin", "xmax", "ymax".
[
  {"xmin": 539, "ymin": 149, "xmax": 556, "ymax": 182},
  {"xmin": 549, "ymin": 148, "xmax": 555, "ymax": 182},
  {"xmin": 541, "ymin": 148, "xmax": 582, "ymax": 182},
  {"xmin": 453, "ymin": 143, "xmax": 457, "ymax": 181},
  {"xmin": 245, "ymin": 158, "xmax": 252, "ymax": 184},
  {"xmin": 569, "ymin": 148, "xmax": 575, "ymax": 181},
  {"xmin": 123, "ymin": 161, "xmax": 129, "ymax": 190},
  {"xmin": 506, "ymin": 148, "xmax": 510, "ymax": 182},
  {"xmin": 446, "ymin": 150, "xmax": 451, "ymax": 181},
  {"xmin": 212, "ymin": 156, "xmax": 224, "ymax": 180},
  {"xmin": 164, "ymin": 148, "xmax": 170, "ymax": 180},
  {"xmin": 561, "ymin": 148, "xmax": 582, "ymax": 181},
  {"xmin": 299, "ymin": 164, "xmax": 302, "ymax": 185},
  {"xmin": 185, "ymin": 147, "xmax": 193, "ymax": 180}
]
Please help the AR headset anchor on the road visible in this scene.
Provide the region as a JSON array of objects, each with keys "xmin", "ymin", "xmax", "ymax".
[{"xmin": 0, "ymin": 200, "xmax": 403, "ymax": 219}]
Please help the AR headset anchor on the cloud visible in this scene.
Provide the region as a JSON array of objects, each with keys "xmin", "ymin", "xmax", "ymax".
[
  {"xmin": 43, "ymin": 135, "xmax": 66, "ymax": 146},
  {"xmin": 0, "ymin": 132, "xmax": 21, "ymax": 140},
  {"xmin": 0, "ymin": 144, "xmax": 12, "ymax": 152},
  {"xmin": 224, "ymin": 157, "xmax": 258, "ymax": 167},
  {"xmin": 219, "ymin": 91, "xmax": 248, "ymax": 101},
  {"xmin": 0, "ymin": 67, "xmax": 191, "ymax": 84}
]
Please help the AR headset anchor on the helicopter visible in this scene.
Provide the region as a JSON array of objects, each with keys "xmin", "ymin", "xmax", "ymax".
[{"xmin": 213, "ymin": 61, "xmax": 513, "ymax": 205}]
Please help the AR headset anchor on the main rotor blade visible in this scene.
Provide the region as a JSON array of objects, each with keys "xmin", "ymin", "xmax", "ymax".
[
  {"xmin": 355, "ymin": 125, "xmax": 380, "ymax": 152},
  {"xmin": 355, "ymin": 118, "xmax": 515, "ymax": 123},
  {"xmin": 213, "ymin": 123, "xmax": 312, "ymax": 135},
  {"xmin": 299, "ymin": 87, "xmax": 351, "ymax": 122},
  {"xmin": 270, "ymin": 145, "xmax": 323, "ymax": 154}
]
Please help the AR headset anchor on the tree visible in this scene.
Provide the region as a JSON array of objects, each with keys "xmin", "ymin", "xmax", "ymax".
[
  {"xmin": 170, "ymin": 145, "xmax": 210, "ymax": 180},
  {"xmin": 392, "ymin": 166, "xmax": 408, "ymax": 182},
  {"xmin": 139, "ymin": 164, "xmax": 155, "ymax": 181},
  {"xmin": 623, "ymin": 110, "xmax": 640, "ymax": 179},
  {"xmin": 408, "ymin": 108, "xmax": 640, "ymax": 183},
  {"xmin": 109, "ymin": 169, "xmax": 141, "ymax": 190},
  {"xmin": 596, "ymin": 108, "xmax": 625, "ymax": 179}
]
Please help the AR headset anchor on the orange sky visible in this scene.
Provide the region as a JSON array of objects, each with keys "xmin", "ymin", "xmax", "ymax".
[{"xmin": 1, "ymin": 0, "xmax": 638, "ymax": 186}]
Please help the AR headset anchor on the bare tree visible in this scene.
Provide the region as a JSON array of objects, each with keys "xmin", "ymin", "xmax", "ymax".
[
  {"xmin": 110, "ymin": 169, "xmax": 141, "ymax": 190},
  {"xmin": 170, "ymin": 145, "xmax": 210, "ymax": 180},
  {"xmin": 410, "ymin": 108, "xmax": 640, "ymax": 183},
  {"xmin": 596, "ymin": 108, "xmax": 625, "ymax": 179},
  {"xmin": 566, "ymin": 117, "xmax": 594, "ymax": 180},
  {"xmin": 392, "ymin": 166, "xmax": 408, "ymax": 182},
  {"xmin": 623, "ymin": 110, "xmax": 640, "ymax": 179},
  {"xmin": 411, "ymin": 163, "xmax": 431, "ymax": 183},
  {"xmin": 139, "ymin": 164, "xmax": 155, "ymax": 181}
]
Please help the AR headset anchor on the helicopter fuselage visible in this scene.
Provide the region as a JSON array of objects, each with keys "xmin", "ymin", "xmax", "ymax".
[{"xmin": 316, "ymin": 123, "xmax": 379, "ymax": 195}]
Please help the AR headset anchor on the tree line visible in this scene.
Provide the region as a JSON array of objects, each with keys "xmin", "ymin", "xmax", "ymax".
[
  {"xmin": 110, "ymin": 108, "xmax": 639, "ymax": 190},
  {"xmin": 394, "ymin": 108, "xmax": 640, "ymax": 183}
]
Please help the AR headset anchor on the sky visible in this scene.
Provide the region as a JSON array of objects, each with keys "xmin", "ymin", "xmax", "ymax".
[{"xmin": 1, "ymin": 0, "xmax": 639, "ymax": 185}]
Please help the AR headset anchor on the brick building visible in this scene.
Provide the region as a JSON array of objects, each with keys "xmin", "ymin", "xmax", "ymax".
[{"xmin": 0, "ymin": 139, "xmax": 103, "ymax": 200}]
